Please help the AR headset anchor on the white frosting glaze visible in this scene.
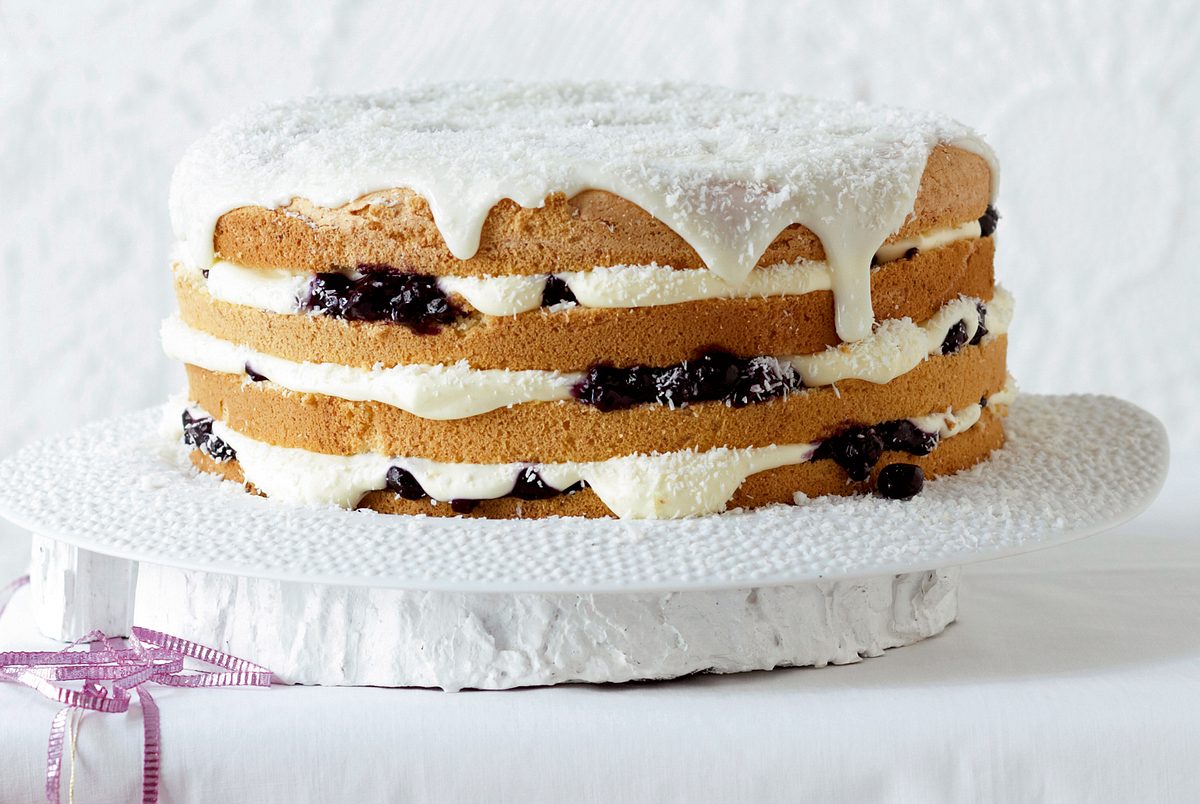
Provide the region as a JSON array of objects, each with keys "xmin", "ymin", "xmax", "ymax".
[
  {"xmin": 162, "ymin": 287, "xmax": 1012, "ymax": 420},
  {"xmin": 192, "ymin": 394, "xmax": 995, "ymax": 518},
  {"xmin": 197, "ymin": 222, "xmax": 980, "ymax": 317},
  {"xmin": 170, "ymin": 83, "xmax": 997, "ymax": 341}
]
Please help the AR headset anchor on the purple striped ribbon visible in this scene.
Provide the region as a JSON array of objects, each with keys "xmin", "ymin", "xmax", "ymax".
[{"xmin": 0, "ymin": 575, "xmax": 273, "ymax": 802}]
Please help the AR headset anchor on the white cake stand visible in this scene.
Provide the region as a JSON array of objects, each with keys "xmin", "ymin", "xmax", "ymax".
[{"xmin": 0, "ymin": 395, "xmax": 1168, "ymax": 690}]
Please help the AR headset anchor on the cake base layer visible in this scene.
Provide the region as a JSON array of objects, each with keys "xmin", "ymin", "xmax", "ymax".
[
  {"xmin": 188, "ymin": 406, "xmax": 1005, "ymax": 518},
  {"xmin": 26, "ymin": 533, "xmax": 958, "ymax": 690}
]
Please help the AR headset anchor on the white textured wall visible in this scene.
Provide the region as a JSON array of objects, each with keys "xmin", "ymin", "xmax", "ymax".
[{"xmin": 1, "ymin": 0, "xmax": 1197, "ymax": 473}]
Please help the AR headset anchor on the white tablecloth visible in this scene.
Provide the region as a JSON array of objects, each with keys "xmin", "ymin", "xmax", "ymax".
[{"xmin": 1, "ymin": 456, "xmax": 1197, "ymax": 803}]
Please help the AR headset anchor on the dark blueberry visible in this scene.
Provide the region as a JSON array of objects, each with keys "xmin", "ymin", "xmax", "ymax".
[
  {"xmin": 573, "ymin": 365, "xmax": 661, "ymax": 410},
  {"xmin": 876, "ymin": 419, "xmax": 939, "ymax": 456},
  {"xmin": 450, "ymin": 499, "xmax": 479, "ymax": 514},
  {"xmin": 978, "ymin": 206, "xmax": 1000, "ymax": 238},
  {"xmin": 303, "ymin": 272, "xmax": 355, "ymax": 317},
  {"xmin": 904, "ymin": 247, "xmax": 919, "ymax": 260},
  {"xmin": 181, "ymin": 411, "xmax": 235, "ymax": 461},
  {"xmin": 204, "ymin": 436, "xmax": 236, "ymax": 463},
  {"xmin": 980, "ymin": 396, "xmax": 989, "ymax": 408},
  {"xmin": 181, "ymin": 410, "xmax": 212, "ymax": 448},
  {"xmin": 685, "ymin": 351, "xmax": 740, "ymax": 401},
  {"xmin": 342, "ymin": 273, "xmax": 400, "ymax": 322},
  {"xmin": 244, "ymin": 362, "xmax": 268, "ymax": 382},
  {"xmin": 302, "ymin": 268, "xmax": 460, "ymax": 333},
  {"xmin": 541, "ymin": 276, "xmax": 577, "ymax": 307},
  {"xmin": 510, "ymin": 468, "xmax": 560, "ymax": 500},
  {"xmin": 201, "ymin": 269, "xmax": 210, "ymax": 279},
  {"xmin": 386, "ymin": 466, "xmax": 426, "ymax": 500},
  {"xmin": 725, "ymin": 358, "xmax": 802, "ymax": 407},
  {"xmin": 574, "ymin": 352, "xmax": 803, "ymax": 410},
  {"xmin": 877, "ymin": 463, "xmax": 924, "ymax": 501},
  {"xmin": 969, "ymin": 302, "xmax": 988, "ymax": 346},
  {"xmin": 653, "ymin": 364, "xmax": 692, "ymax": 407},
  {"xmin": 562, "ymin": 480, "xmax": 587, "ymax": 494},
  {"xmin": 940, "ymin": 320, "xmax": 969, "ymax": 355},
  {"xmin": 815, "ymin": 427, "xmax": 884, "ymax": 482}
]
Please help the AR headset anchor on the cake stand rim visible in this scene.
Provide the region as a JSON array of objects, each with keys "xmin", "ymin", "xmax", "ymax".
[{"xmin": 0, "ymin": 394, "xmax": 1169, "ymax": 594}]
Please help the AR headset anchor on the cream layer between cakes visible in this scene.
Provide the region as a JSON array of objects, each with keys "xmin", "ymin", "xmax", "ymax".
[
  {"xmin": 192, "ymin": 220, "xmax": 982, "ymax": 317},
  {"xmin": 181, "ymin": 376, "xmax": 1013, "ymax": 518},
  {"xmin": 164, "ymin": 289, "xmax": 1011, "ymax": 420}
]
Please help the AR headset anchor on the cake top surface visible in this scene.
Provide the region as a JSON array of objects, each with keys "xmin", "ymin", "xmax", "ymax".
[{"xmin": 170, "ymin": 82, "xmax": 996, "ymax": 340}]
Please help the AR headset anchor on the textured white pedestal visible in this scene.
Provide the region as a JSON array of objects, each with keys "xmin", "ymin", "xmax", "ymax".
[
  {"xmin": 30, "ymin": 533, "xmax": 136, "ymax": 639},
  {"xmin": 26, "ymin": 532, "xmax": 959, "ymax": 690}
]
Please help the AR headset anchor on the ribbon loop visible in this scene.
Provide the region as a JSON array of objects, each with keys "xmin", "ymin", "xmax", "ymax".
[{"xmin": 0, "ymin": 576, "xmax": 272, "ymax": 803}]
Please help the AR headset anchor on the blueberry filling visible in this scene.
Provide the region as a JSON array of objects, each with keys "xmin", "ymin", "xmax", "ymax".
[
  {"xmin": 941, "ymin": 302, "xmax": 990, "ymax": 355},
  {"xmin": 510, "ymin": 467, "xmax": 560, "ymax": 500},
  {"xmin": 814, "ymin": 415, "xmax": 947, "ymax": 482},
  {"xmin": 969, "ymin": 302, "xmax": 988, "ymax": 346},
  {"xmin": 181, "ymin": 411, "xmax": 235, "ymax": 463},
  {"xmin": 877, "ymin": 463, "xmax": 924, "ymax": 501},
  {"xmin": 978, "ymin": 206, "xmax": 999, "ymax": 238},
  {"xmin": 812, "ymin": 428, "xmax": 885, "ymax": 482},
  {"xmin": 384, "ymin": 464, "xmax": 587, "ymax": 511},
  {"xmin": 541, "ymin": 276, "xmax": 578, "ymax": 307},
  {"xmin": 573, "ymin": 351, "xmax": 803, "ymax": 411},
  {"xmin": 385, "ymin": 466, "xmax": 425, "ymax": 500},
  {"xmin": 302, "ymin": 267, "xmax": 462, "ymax": 334},
  {"xmin": 874, "ymin": 419, "xmax": 939, "ymax": 456},
  {"xmin": 244, "ymin": 362, "xmax": 268, "ymax": 382},
  {"xmin": 904, "ymin": 247, "xmax": 919, "ymax": 260},
  {"xmin": 940, "ymin": 321, "xmax": 969, "ymax": 355}
]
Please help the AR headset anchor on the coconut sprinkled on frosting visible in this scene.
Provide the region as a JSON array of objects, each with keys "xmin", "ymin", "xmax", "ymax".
[{"xmin": 169, "ymin": 82, "xmax": 997, "ymax": 342}]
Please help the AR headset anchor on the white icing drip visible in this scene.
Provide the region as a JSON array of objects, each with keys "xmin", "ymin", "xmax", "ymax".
[
  {"xmin": 169, "ymin": 83, "xmax": 997, "ymax": 342},
  {"xmin": 161, "ymin": 287, "xmax": 1011, "ymax": 420},
  {"xmin": 874, "ymin": 220, "xmax": 982, "ymax": 263},
  {"xmin": 196, "ymin": 390, "xmax": 997, "ymax": 518},
  {"xmin": 162, "ymin": 317, "xmax": 576, "ymax": 420},
  {"xmin": 791, "ymin": 287, "xmax": 1013, "ymax": 386},
  {"xmin": 197, "ymin": 221, "xmax": 979, "ymax": 318}
]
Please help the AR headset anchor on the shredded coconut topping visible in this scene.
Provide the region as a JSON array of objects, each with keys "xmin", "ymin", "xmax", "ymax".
[{"xmin": 169, "ymin": 82, "xmax": 997, "ymax": 342}]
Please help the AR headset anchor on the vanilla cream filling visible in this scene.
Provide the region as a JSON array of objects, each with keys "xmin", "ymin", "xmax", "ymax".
[
  {"xmin": 197, "ymin": 221, "xmax": 980, "ymax": 318},
  {"xmin": 873, "ymin": 220, "xmax": 980, "ymax": 263},
  {"xmin": 906, "ymin": 373, "xmax": 1017, "ymax": 439},
  {"xmin": 189, "ymin": 391, "xmax": 1000, "ymax": 518},
  {"xmin": 162, "ymin": 287, "xmax": 1012, "ymax": 421},
  {"xmin": 162, "ymin": 317, "xmax": 576, "ymax": 420}
]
